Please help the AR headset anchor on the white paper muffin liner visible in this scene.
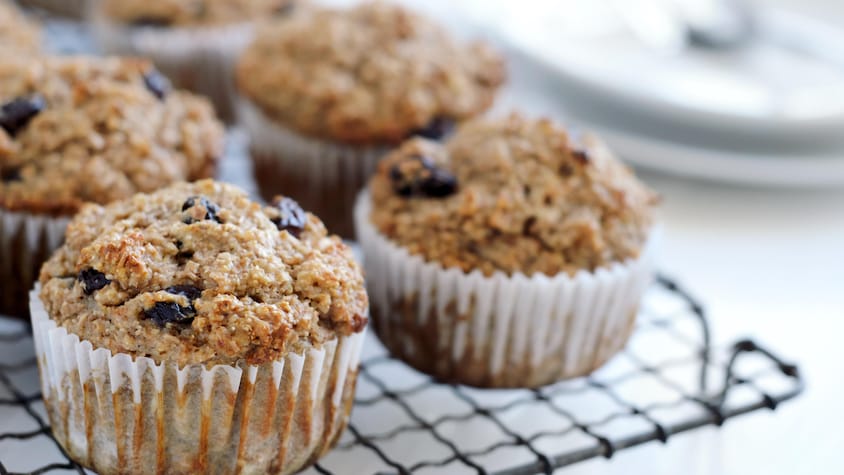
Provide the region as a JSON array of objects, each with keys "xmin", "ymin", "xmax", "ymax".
[
  {"xmin": 30, "ymin": 287, "xmax": 365, "ymax": 475},
  {"xmin": 91, "ymin": 12, "xmax": 253, "ymax": 122},
  {"xmin": 238, "ymin": 98, "xmax": 388, "ymax": 237},
  {"xmin": 0, "ymin": 208, "xmax": 69, "ymax": 318},
  {"xmin": 354, "ymin": 192, "xmax": 657, "ymax": 388}
]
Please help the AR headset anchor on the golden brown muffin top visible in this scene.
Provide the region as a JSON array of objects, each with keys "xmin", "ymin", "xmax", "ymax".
[
  {"xmin": 0, "ymin": 57, "xmax": 224, "ymax": 216},
  {"xmin": 0, "ymin": 1, "xmax": 41, "ymax": 55},
  {"xmin": 100, "ymin": 0, "xmax": 299, "ymax": 27},
  {"xmin": 237, "ymin": 1, "xmax": 505, "ymax": 145},
  {"xmin": 39, "ymin": 180, "xmax": 369, "ymax": 367},
  {"xmin": 368, "ymin": 114, "xmax": 660, "ymax": 277}
]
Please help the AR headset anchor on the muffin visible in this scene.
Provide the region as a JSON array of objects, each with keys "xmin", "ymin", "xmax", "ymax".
[
  {"xmin": 237, "ymin": 1, "xmax": 505, "ymax": 238},
  {"xmin": 355, "ymin": 114, "xmax": 660, "ymax": 388},
  {"xmin": 0, "ymin": 56, "xmax": 224, "ymax": 318},
  {"xmin": 0, "ymin": 1, "xmax": 41, "ymax": 54},
  {"xmin": 31, "ymin": 179, "xmax": 368, "ymax": 475},
  {"xmin": 91, "ymin": 0, "xmax": 301, "ymax": 122}
]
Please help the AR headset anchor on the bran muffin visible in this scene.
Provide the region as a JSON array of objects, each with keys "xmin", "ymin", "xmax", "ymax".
[
  {"xmin": 236, "ymin": 1, "xmax": 505, "ymax": 237},
  {"xmin": 32, "ymin": 179, "xmax": 368, "ymax": 475},
  {"xmin": 0, "ymin": 56, "xmax": 224, "ymax": 318},
  {"xmin": 0, "ymin": 1, "xmax": 41, "ymax": 55},
  {"xmin": 92, "ymin": 0, "xmax": 302, "ymax": 122},
  {"xmin": 355, "ymin": 113, "xmax": 660, "ymax": 388}
]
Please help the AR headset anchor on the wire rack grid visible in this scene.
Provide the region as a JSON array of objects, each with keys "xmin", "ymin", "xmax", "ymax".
[{"xmin": 0, "ymin": 276, "xmax": 803, "ymax": 475}]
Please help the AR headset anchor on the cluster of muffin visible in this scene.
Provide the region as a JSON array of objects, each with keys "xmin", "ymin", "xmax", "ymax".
[{"xmin": 1, "ymin": 1, "xmax": 659, "ymax": 475}]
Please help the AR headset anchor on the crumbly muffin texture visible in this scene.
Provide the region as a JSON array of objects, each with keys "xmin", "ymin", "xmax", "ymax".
[
  {"xmin": 0, "ymin": 1, "xmax": 41, "ymax": 55},
  {"xmin": 0, "ymin": 57, "xmax": 224, "ymax": 215},
  {"xmin": 39, "ymin": 180, "xmax": 368, "ymax": 366},
  {"xmin": 368, "ymin": 114, "xmax": 660, "ymax": 277},
  {"xmin": 101, "ymin": 0, "xmax": 299, "ymax": 27},
  {"xmin": 237, "ymin": 1, "xmax": 505, "ymax": 144}
]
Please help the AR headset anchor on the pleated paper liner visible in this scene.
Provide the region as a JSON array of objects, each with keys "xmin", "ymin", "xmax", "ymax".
[
  {"xmin": 91, "ymin": 13, "xmax": 252, "ymax": 122},
  {"xmin": 30, "ymin": 288, "xmax": 365, "ymax": 475},
  {"xmin": 239, "ymin": 98, "xmax": 388, "ymax": 238},
  {"xmin": 354, "ymin": 191, "xmax": 657, "ymax": 388},
  {"xmin": 0, "ymin": 209, "xmax": 69, "ymax": 318}
]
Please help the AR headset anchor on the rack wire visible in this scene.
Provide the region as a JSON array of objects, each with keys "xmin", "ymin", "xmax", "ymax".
[{"xmin": 0, "ymin": 276, "xmax": 803, "ymax": 475}]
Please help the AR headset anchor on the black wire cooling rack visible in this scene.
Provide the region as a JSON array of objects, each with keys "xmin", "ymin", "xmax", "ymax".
[{"xmin": 0, "ymin": 276, "xmax": 803, "ymax": 475}]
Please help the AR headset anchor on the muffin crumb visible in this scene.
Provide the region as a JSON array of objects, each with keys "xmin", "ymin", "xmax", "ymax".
[{"xmin": 237, "ymin": 1, "xmax": 506, "ymax": 144}]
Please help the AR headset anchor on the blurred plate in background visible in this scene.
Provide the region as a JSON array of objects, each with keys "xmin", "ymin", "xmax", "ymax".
[{"xmin": 473, "ymin": 0, "xmax": 844, "ymax": 187}]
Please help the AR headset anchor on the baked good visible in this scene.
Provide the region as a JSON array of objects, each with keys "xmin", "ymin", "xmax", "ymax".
[
  {"xmin": 0, "ymin": 56, "xmax": 224, "ymax": 318},
  {"xmin": 0, "ymin": 1, "xmax": 41, "ymax": 54},
  {"xmin": 32, "ymin": 179, "xmax": 368, "ymax": 474},
  {"xmin": 355, "ymin": 113, "xmax": 659, "ymax": 387},
  {"xmin": 237, "ymin": 1, "xmax": 505, "ymax": 237},
  {"xmin": 91, "ymin": 0, "xmax": 300, "ymax": 122}
]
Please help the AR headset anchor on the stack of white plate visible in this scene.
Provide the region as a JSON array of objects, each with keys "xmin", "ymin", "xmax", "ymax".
[{"xmin": 481, "ymin": 2, "xmax": 844, "ymax": 188}]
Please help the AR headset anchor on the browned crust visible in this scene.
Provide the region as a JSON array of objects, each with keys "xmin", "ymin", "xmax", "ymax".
[
  {"xmin": 236, "ymin": 2, "xmax": 506, "ymax": 145},
  {"xmin": 38, "ymin": 180, "xmax": 368, "ymax": 367},
  {"xmin": 0, "ymin": 149, "xmax": 222, "ymax": 217},
  {"xmin": 368, "ymin": 114, "xmax": 660, "ymax": 277},
  {"xmin": 0, "ymin": 57, "xmax": 225, "ymax": 213}
]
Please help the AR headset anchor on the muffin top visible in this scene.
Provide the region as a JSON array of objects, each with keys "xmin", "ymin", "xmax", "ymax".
[
  {"xmin": 237, "ymin": 2, "xmax": 505, "ymax": 145},
  {"xmin": 39, "ymin": 180, "xmax": 368, "ymax": 367},
  {"xmin": 100, "ymin": 0, "xmax": 299, "ymax": 27},
  {"xmin": 0, "ymin": 57, "xmax": 224, "ymax": 215},
  {"xmin": 0, "ymin": 2, "xmax": 41, "ymax": 55},
  {"xmin": 368, "ymin": 114, "xmax": 660, "ymax": 277}
]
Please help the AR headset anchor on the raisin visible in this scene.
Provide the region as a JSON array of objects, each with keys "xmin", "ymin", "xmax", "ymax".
[
  {"xmin": 144, "ymin": 285, "xmax": 202, "ymax": 327},
  {"xmin": 165, "ymin": 285, "xmax": 202, "ymax": 300},
  {"xmin": 142, "ymin": 69, "xmax": 170, "ymax": 101},
  {"xmin": 78, "ymin": 269, "xmax": 110, "ymax": 295},
  {"xmin": 421, "ymin": 169, "xmax": 458, "ymax": 197},
  {"xmin": 407, "ymin": 116, "xmax": 455, "ymax": 140},
  {"xmin": 131, "ymin": 16, "xmax": 172, "ymax": 28},
  {"xmin": 182, "ymin": 196, "xmax": 222, "ymax": 224},
  {"xmin": 143, "ymin": 302, "xmax": 196, "ymax": 327},
  {"xmin": 0, "ymin": 95, "xmax": 46, "ymax": 137},
  {"xmin": 390, "ymin": 155, "xmax": 457, "ymax": 198},
  {"xmin": 270, "ymin": 197, "xmax": 307, "ymax": 238},
  {"xmin": 1, "ymin": 167, "xmax": 21, "ymax": 183}
]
